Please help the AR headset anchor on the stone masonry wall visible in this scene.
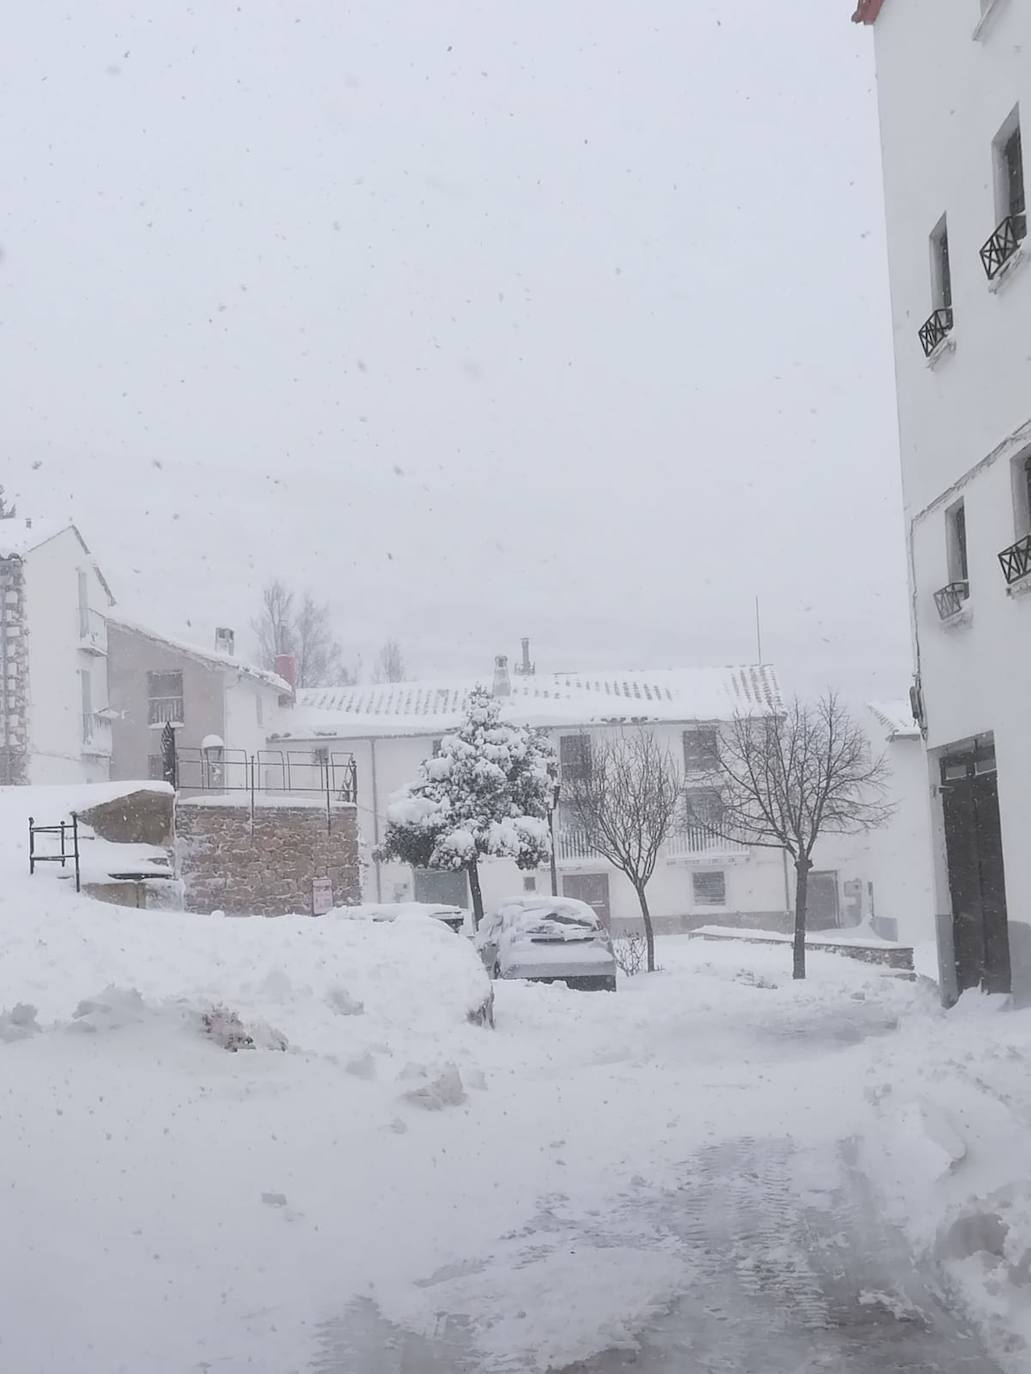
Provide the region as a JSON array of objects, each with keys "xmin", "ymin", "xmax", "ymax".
[
  {"xmin": 0, "ymin": 556, "xmax": 28, "ymax": 786},
  {"xmin": 175, "ymin": 800, "xmax": 361, "ymax": 917}
]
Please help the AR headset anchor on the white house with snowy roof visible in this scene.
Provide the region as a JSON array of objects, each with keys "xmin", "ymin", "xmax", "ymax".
[
  {"xmin": 271, "ymin": 656, "xmax": 874, "ymax": 933},
  {"xmin": 0, "ymin": 519, "xmax": 116, "ymax": 786}
]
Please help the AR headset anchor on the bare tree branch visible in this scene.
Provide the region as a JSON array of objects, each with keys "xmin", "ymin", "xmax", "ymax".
[
  {"xmin": 562, "ymin": 729, "xmax": 682, "ymax": 972},
  {"xmin": 707, "ymin": 693, "xmax": 893, "ymax": 979}
]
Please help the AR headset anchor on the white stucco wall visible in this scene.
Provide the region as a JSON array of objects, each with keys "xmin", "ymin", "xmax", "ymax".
[
  {"xmin": 22, "ymin": 530, "xmax": 111, "ymax": 785},
  {"xmin": 224, "ymin": 676, "xmax": 283, "ymax": 759},
  {"xmin": 871, "ymin": 0, "xmax": 1031, "ymax": 992}
]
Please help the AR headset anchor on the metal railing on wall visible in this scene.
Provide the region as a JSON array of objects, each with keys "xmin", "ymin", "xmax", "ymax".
[{"xmin": 170, "ymin": 746, "xmax": 358, "ymax": 833}]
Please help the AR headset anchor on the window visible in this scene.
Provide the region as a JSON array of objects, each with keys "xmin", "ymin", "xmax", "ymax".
[
  {"xmin": 693, "ymin": 871, "xmax": 726, "ymax": 906},
  {"xmin": 77, "ymin": 569, "xmax": 89, "ymax": 639},
  {"xmin": 559, "ymin": 734, "xmax": 591, "ymax": 783},
  {"xmin": 995, "ymin": 111, "xmax": 1026, "ymax": 239},
  {"xmin": 147, "ymin": 754, "xmax": 165, "ymax": 781},
  {"xmin": 930, "ymin": 215, "xmax": 952, "ymax": 310},
  {"xmin": 522, "ymin": 875, "xmax": 537, "ymax": 892},
  {"xmin": 946, "ymin": 499, "xmax": 969, "ymax": 586},
  {"xmin": 684, "ymin": 787, "xmax": 722, "ymax": 830},
  {"xmin": 1012, "ymin": 452, "xmax": 1031, "ymax": 538},
  {"xmin": 431, "ymin": 738, "xmax": 443, "ymax": 757},
  {"xmin": 255, "ymin": 692, "xmax": 264, "ymax": 727},
  {"xmin": 147, "ymin": 670, "xmax": 184, "ymax": 726},
  {"xmin": 80, "ymin": 669, "xmax": 93, "ymax": 744},
  {"xmin": 683, "ymin": 727, "xmax": 719, "ymax": 774}
]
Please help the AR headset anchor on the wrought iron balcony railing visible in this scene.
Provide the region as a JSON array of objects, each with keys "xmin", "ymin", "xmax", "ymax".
[
  {"xmin": 933, "ymin": 581, "xmax": 970, "ymax": 621},
  {"xmin": 980, "ymin": 214, "xmax": 1026, "ymax": 281},
  {"xmin": 918, "ymin": 306, "xmax": 954, "ymax": 357},
  {"xmin": 148, "ymin": 695, "xmax": 185, "ymax": 726},
  {"xmin": 998, "ymin": 534, "xmax": 1031, "ymax": 586}
]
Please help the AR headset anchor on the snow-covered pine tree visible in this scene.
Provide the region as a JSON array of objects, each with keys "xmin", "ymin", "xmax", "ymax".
[{"xmin": 376, "ymin": 686, "xmax": 555, "ymax": 927}]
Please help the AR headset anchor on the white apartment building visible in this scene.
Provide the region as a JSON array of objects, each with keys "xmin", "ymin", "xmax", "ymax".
[
  {"xmin": 857, "ymin": 0, "xmax": 1031, "ymax": 998},
  {"xmin": 0, "ymin": 519, "xmax": 115, "ymax": 785},
  {"xmin": 271, "ymin": 659, "xmax": 875, "ymax": 935}
]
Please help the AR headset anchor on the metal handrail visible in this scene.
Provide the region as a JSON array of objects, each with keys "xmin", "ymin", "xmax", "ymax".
[
  {"xmin": 980, "ymin": 214, "xmax": 1026, "ymax": 281},
  {"xmin": 933, "ymin": 581, "xmax": 970, "ymax": 620},
  {"xmin": 998, "ymin": 534, "xmax": 1031, "ymax": 586},
  {"xmin": 918, "ymin": 306, "xmax": 954, "ymax": 357}
]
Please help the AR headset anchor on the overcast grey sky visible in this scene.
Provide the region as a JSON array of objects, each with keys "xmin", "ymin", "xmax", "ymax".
[{"xmin": 2, "ymin": 1, "xmax": 909, "ymax": 699}]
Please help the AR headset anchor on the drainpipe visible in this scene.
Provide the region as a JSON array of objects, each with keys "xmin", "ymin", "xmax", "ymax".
[{"xmin": 370, "ymin": 737, "xmax": 382, "ymax": 902}]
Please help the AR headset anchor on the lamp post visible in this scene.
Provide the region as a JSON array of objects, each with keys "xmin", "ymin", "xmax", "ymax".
[{"xmin": 547, "ymin": 764, "xmax": 561, "ymax": 897}]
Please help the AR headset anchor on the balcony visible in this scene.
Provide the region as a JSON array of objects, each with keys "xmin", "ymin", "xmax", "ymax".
[
  {"xmin": 148, "ymin": 696, "xmax": 185, "ymax": 727},
  {"xmin": 918, "ymin": 307, "xmax": 954, "ymax": 358},
  {"xmin": 666, "ymin": 826, "xmax": 747, "ymax": 861},
  {"xmin": 78, "ymin": 607, "xmax": 108, "ymax": 656},
  {"xmin": 998, "ymin": 534, "xmax": 1031, "ymax": 587},
  {"xmin": 81, "ymin": 715, "xmax": 113, "ymax": 758},
  {"xmin": 933, "ymin": 581, "xmax": 970, "ymax": 621},
  {"xmin": 980, "ymin": 214, "xmax": 1026, "ymax": 281},
  {"xmin": 556, "ymin": 828, "xmax": 599, "ymax": 862}
]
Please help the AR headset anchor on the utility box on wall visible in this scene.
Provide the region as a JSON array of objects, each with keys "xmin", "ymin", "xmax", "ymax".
[{"xmin": 175, "ymin": 798, "xmax": 360, "ymax": 917}]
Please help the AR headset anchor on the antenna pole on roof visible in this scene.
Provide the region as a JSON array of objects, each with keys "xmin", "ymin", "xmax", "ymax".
[{"xmin": 754, "ymin": 596, "xmax": 763, "ymax": 664}]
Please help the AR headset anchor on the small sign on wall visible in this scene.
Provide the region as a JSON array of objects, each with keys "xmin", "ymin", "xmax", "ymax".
[{"xmin": 312, "ymin": 877, "xmax": 333, "ymax": 916}]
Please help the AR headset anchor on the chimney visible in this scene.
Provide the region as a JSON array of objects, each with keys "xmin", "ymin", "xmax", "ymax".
[
  {"xmin": 492, "ymin": 654, "xmax": 511, "ymax": 697},
  {"xmin": 215, "ymin": 626, "xmax": 235, "ymax": 657},
  {"xmin": 275, "ymin": 653, "xmax": 298, "ymax": 693},
  {"xmin": 518, "ymin": 637, "xmax": 534, "ymax": 676}
]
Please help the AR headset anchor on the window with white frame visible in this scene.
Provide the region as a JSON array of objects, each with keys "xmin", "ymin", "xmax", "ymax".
[
  {"xmin": 559, "ymin": 734, "xmax": 591, "ymax": 783},
  {"xmin": 683, "ymin": 727, "xmax": 719, "ymax": 774},
  {"xmin": 80, "ymin": 669, "xmax": 93, "ymax": 744},
  {"xmin": 692, "ymin": 871, "xmax": 726, "ymax": 906}
]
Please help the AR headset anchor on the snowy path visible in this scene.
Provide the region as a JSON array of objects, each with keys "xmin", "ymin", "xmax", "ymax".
[{"xmin": 313, "ymin": 1135, "xmax": 1001, "ymax": 1373}]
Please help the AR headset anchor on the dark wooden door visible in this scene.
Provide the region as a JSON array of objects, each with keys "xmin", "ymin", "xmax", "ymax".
[
  {"xmin": 561, "ymin": 872, "xmax": 611, "ymax": 928},
  {"xmin": 942, "ymin": 766, "xmax": 1010, "ymax": 994}
]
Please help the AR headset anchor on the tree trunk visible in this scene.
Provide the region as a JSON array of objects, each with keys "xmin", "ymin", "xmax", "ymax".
[
  {"xmin": 793, "ymin": 857, "xmax": 812, "ymax": 980},
  {"xmin": 468, "ymin": 859, "xmax": 485, "ymax": 930},
  {"xmin": 634, "ymin": 882, "xmax": 656, "ymax": 973}
]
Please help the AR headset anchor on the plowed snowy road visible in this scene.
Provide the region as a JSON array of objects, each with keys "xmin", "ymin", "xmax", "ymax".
[{"xmin": 316, "ymin": 1135, "xmax": 1000, "ymax": 1373}]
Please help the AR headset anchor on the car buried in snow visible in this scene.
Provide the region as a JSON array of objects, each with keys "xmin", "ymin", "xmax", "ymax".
[{"xmin": 476, "ymin": 896, "xmax": 617, "ymax": 992}]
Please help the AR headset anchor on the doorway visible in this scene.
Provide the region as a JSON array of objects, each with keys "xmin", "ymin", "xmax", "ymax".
[
  {"xmin": 940, "ymin": 740, "xmax": 1010, "ymax": 994},
  {"xmin": 561, "ymin": 872, "xmax": 611, "ymax": 927},
  {"xmin": 805, "ymin": 871, "xmax": 840, "ymax": 930}
]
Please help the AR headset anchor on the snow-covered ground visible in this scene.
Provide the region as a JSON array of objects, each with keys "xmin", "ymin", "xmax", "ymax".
[{"xmin": 1, "ymin": 786, "xmax": 1029, "ymax": 1372}]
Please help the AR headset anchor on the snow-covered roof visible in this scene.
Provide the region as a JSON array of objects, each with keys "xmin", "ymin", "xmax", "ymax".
[
  {"xmin": 273, "ymin": 665, "xmax": 782, "ymax": 740},
  {"xmin": 0, "ymin": 519, "xmax": 115, "ymax": 603},
  {"xmin": 107, "ymin": 616, "xmax": 292, "ymax": 695},
  {"xmin": 867, "ymin": 699, "xmax": 921, "ymax": 741}
]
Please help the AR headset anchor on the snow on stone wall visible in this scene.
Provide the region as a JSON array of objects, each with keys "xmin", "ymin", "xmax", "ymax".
[{"xmin": 176, "ymin": 799, "xmax": 360, "ymax": 917}]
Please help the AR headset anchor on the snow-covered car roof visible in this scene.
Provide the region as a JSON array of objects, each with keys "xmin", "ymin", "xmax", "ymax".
[{"xmin": 493, "ymin": 896, "xmax": 601, "ymax": 929}]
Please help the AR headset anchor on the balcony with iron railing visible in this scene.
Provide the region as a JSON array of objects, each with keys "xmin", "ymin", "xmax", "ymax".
[
  {"xmin": 917, "ymin": 307, "xmax": 953, "ymax": 358},
  {"xmin": 148, "ymin": 696, "xmax": 185, "ymax": 727},
  {"xmin": 998, "ymin": 534, "xmax": 1031, "ymax": 587},
  {"xmin": 81, "ymin": 714, "xmax": 113, "ymax": 758},
  {"xmin": 555, "ymin": 824, "xmax": 747, "ymax": 865},
  {"xmin": 980, "ymin": 213, "xmax": 1026, "ymax": 281},
  {"xmin": 933, "ymin": 581, "xmax": 970, "ymax": 621},
  {"xmin": 77, "ymin": 606, "xmax": 108, "ymax": 656}
]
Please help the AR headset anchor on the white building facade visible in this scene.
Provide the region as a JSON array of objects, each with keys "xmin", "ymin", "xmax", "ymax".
[
  {"xmin": 858, "ymin": 0, "xmax": 1031, "ymax": 997},
  {"xmin": 0, "ymin": 520, "xmax": 115, "ymax": 786},
  {"xmin": 272, "ymin": 663, "xmax": 875, "ymax": 935}
]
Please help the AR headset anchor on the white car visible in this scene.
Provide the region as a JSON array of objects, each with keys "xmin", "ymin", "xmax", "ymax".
[{"xmin": 476, "ymin": 896, "xmax": 617, "ymax": 992}]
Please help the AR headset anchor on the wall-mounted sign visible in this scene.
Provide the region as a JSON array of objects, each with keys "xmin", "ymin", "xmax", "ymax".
[{"xmin": 312, "ymin": 877, "xmax": 333, "ymax": 916}]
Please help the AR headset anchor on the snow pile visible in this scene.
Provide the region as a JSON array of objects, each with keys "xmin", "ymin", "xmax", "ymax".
[{"xmin": 858, "ymin": 990, "xmax": 1031, "ymax": 1368}]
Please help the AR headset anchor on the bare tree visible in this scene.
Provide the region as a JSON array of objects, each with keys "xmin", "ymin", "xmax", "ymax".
[
  {"xmin": 706, "ymin": 693, "xmax": 892, "ymax": 980},
  {"xmin": 372, "ymin": 638, "xmax": 406, "ymax": 684},
  {"xmin": 0, "ymin": 485, "xmax": 16, "ymax": 519},
  {"xmin": 252, "ymin": 579, "xmax": 353, "ymax": 688},
  {"xmin": 562, "ymin": 730, "xmax": 683, "ymax": 973}
]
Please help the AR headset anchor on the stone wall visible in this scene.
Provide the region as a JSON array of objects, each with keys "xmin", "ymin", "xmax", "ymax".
[
  {"xmin": 175, "ymin": 799, "xmax": 361, "ymax": 916},
  {"xmin": 0, "ymin": 556, "xmax": 28, "ymax": 786}
]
